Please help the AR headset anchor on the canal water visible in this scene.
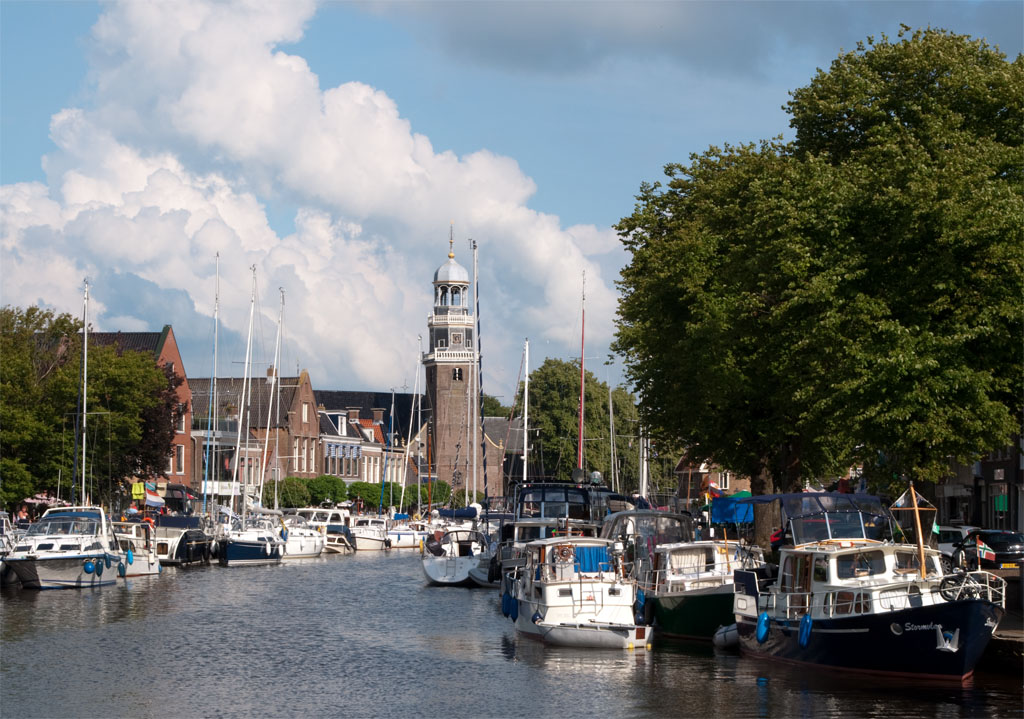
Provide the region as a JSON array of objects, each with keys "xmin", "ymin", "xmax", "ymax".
[{"xmin": 2, "ymin": 550, "xmax": 1020, "ymax": 718}]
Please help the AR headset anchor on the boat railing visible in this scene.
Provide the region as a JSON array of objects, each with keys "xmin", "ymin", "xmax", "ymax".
[
  {"xmin": 756, "ymin": 570, "xmax": 1006, "ymax": 619},
  {"xmin": 638, "ymin": 566, "xmax": 732, "ymax": 594}
]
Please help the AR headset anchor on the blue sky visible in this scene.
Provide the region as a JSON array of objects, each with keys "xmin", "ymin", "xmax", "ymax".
[{"xmin": 2, "ymin": 1, "xmax": 1021, "ymax": 400}]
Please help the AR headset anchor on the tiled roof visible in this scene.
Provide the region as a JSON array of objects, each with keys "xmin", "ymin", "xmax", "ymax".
[
  {"xmin": 190, "ymin": 376, "xmax": 300, "ymax": 429},
  {"xmin": 314, "ymin": 390, "xmax": 425, "ymax": 440},
  {"xmin": 89, "ymin": 327, "xmax": 170, "ymax": 356}
]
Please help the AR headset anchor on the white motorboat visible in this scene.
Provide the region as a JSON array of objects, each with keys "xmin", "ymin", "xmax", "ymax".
[
  {"xmin": 388, "ymin": 519, "xmax": 434, "ymax": 549},
  {"xmin": 279, "ymin": 515, "xmax": 326, "ymax": 559},
  {"xmin": 4, "ymin": 506, "xmax": 125, "ymax": 589},
  {"xmin": 422, "ymin": 528, "xmax": 490, "ymax": 587},
  {"xmin": 0, "ymin": 511, "xmax": 21, "ymax": 587},
  {"xmin": 350, "ymin": 516, "xmax": 391, "ymax": 551},
  {"xmin": 113, "ymin": 520, "xmax": 162, "ymax": 577},
  {"xmin": 504, "ymin": 535, "xmax": 651, "ymax": 650},
  {"xmin": 294, "ymin": 507, "xmax": 353, "ymax": 553}
]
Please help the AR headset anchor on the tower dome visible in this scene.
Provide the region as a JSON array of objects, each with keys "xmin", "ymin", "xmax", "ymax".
[{"xmin": 433, "ymin": 254, "xmax": 470, "ymax": 285}]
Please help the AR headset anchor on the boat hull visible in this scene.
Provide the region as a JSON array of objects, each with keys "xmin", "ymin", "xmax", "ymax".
[
  {"xmin": 351, "ymin": 534, "xmax": 390, "ymax": 551},
  {"xmin": 513, "ymin": 600, "xmax": 651, "ymax": 650},
  {"xmin": 157, "ymin": 527, "xmax": 213, "ymax": 566},
  {"xmin": 281, "ymin": 531, "xmax": 325, "ymax": 559},
  {"xmin": 422, "ymin": 555, "xmax": 478, "ymax": 587},
  {"xmin": 217, "ymin": 538, "xmax": 283, "ymax": 567},
  {"xmin": 736, "ymin": 600, "xmax": 1003, "ymax": 680},
  {"xmin": 5, "ymin": 553, "xmax": 122, "ymax": 590},
  {"xmin": 651, "ymin": 584, "xmax": 736, "ymax": 640},
  {"xmin": 388, "ymin": 529, "xmax": 429, "ymax": 549}
]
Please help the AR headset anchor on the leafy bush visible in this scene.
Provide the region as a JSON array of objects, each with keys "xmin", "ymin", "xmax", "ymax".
[
  {"xmin": 262, "ymin": 477, "xmax": 310, "ymax": 509},
  {"xmin": 307, "ymin": 475, "xmax": 347, "ymax": 504}
]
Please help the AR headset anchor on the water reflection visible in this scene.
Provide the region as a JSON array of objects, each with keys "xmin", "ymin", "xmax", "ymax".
[{"xmin": 1, "ymin": 551, "xmax": 1020, "ymax": 719}]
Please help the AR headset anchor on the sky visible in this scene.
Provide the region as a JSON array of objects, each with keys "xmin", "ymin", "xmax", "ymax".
[{"xmin": 2, "ymin": 1, "xmax": 1021, "ymax": 403}]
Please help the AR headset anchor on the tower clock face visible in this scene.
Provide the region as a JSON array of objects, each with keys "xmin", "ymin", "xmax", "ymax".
[{"xmin": 451, "ymin": 332, "xmax": 463, "ymax": 347}]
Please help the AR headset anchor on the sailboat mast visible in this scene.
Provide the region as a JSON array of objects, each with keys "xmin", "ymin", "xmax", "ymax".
[
  {"xmin": 608, "ymin": 381, "xmax": 617, "ymax": 493},
  {"xmin": 577, "ymin": 272, "xmax": 585, "ymax": 471},
  {"xmin": 261, "ymin": 288, "xmax": 284, "ymax": 509},
  {"xmin": 523, "ymin": 338, "xmax": 529, "ymax": 485},
  {"xmin": 231, "ymin": 267, "xmax": 257, "ymax": 517},
  {"xmin": 80, "ymin": 279, "xmax": 89, "ymax": 504},
  {"xmin": 203, "ymin": 254, "xmax": 220, "ymax": 515},
  {"xmin": 471, "ymin": 238, "xmax": 479, "ymax": 501}
]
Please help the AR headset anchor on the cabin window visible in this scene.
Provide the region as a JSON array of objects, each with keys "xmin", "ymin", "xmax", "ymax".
[
  {"xmin": 836, "ymin": 550, "xmax": 886, "ymax": 579},
  {"xmin": 813, "ymin": 555, "xmax": 828, "ymax": 582}
]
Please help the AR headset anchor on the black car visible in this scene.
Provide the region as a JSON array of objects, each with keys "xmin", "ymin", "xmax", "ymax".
[{"xmin": 952, "ymin": 529, "xmax": 1024, "ymax": 570}]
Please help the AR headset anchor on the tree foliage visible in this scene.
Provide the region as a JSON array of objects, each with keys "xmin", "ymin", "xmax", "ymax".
[
  {"xmin": 525, "ymin": 358, "xmax": 674, "ymax": 492},
  {"xmin": 614, "ymin": 28, "xmax": 1023, "ymax": 503},
  {"xmin": 0, "ymin": 305, "xmax": 184, "ymax": 509},
  {"xmin": 262, "ymin": 477, "xmax": 310, "ymax": 509},
  {"xmin": 306, "ymin": 474, "xmax": 347, "ymax": 504}
]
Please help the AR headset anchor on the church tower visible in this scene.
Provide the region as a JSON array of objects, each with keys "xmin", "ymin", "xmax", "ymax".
[{"xmin": 423, "ymin": 237, "xmax": 477, "ymax": 494}]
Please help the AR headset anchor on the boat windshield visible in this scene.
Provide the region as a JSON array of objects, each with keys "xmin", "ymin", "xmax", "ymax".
[
  {"xmin": 27, "ymin": 516, "xmax": 100, "ymax": 536},
  {"xmin": 517, "ymin": 485, "xmax": 596, "ymax": 521}
]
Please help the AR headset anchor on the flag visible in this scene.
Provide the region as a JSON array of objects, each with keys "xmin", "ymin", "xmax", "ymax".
[
  {"xmin": 978, "ymin": 541, "xmax": 996, "ymax": 562},
  {"xmin": 932, "ymin": 520, "xmax": 940, "ymax": 535}
]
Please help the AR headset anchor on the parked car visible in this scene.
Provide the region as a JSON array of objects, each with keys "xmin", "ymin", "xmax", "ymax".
[
  {"xmin": 951, "ymin": 529, "xmax": 1024, "ymax": 571},
  {"xmin": 937, "ymin": 524, "xmax": 981, "ymax": 559}
]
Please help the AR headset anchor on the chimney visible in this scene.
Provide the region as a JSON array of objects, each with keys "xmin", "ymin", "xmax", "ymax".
[
  {"xmin": 372, "ymin": 408, "xmax": 385, "ymax": 424},
  {"xmin": 266, "ymin": 365, "xmax": 276, "ymax": 382},
  {"xmin": 347, "ymin": 407, "xmax": 360, "ymax": 421}
]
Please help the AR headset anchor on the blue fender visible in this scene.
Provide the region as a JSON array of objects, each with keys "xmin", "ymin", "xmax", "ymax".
[
  {"xmin": 799, "ymin": 614, "xmax": 813, "ymax": 648},
  {"xmin": 117, "ymin": 562, "xmax": 126, "ymax": 577},
  {"xmin": 126, "ymin": 549, "xmax": 134, "ymax": 565},
  {"xmin": 83, "ymin": 560, "xmax": 95, "ymax": 574},
  {"xmin": 509, "ymin": 597, "xmax": 519, "ymax": 622},
  {"xmin": 756, "ymin": 612, "xmax": 771, "ymax": 644}
]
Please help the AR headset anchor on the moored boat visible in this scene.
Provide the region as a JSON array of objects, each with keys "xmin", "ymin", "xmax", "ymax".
[
  {"xmin": 293, "ymin": 507, "xmax": 353, "ymax": 553},
  {"xmin": 732, "ymin": 492, "xmax": 1005, "ymax": 681},
  {"xmin": 278, "ymin": 514, "xmax": 326, "ymax": 559},
  {"xmin": 349, "ymin": 516, "xmax": 391, "ymax": 551},
  {"xmin": 4, "ymin": 506, "xmax": 124, "ymax": 589},
  {"xmin": 504, "ymin": 535, "xmax": 652, "ymax": 650},
  {"xmin": 601, "ymin": 508, "xmax": 767, "ymax": 641},
  {"xmin": 113, "ymin": 520, "xmax": 162, "ymax": 577},
  {"xmin": 422, "ymin": 528, "xmax": 490, "ymax": 586}
]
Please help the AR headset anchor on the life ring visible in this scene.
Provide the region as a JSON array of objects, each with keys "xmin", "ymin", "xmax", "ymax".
[
  {"xmin": 756, "ymin": 612, "xmax": 771, "ymax": 644},
  {"xmin": 143, "ymin": 517, "xmax": 155, "ymax": 526}
]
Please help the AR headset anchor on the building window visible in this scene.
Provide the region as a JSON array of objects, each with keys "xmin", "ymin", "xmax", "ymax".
[
  {"xmin": 293, "ymin": 438, "xmax": 299, "ymax": 473},
  {"xmin": 720, "ymin": 471, "xmax": 730, "ymax": 491},
  {"xmin": 453, "ymin": 368, "xmax": 463, "ymax": 381},
  {"xmin": 437, "ymin": 338, "xmax": 447, "ymax": 349},
  {"xmin": 175, "ymin": 445, "xmax": 185, "ymax": 474},
  {"xmin": 302, "ymin": 402, "xmax": 309, "ymax": 423},
  {"xmin": 167, "ymin": 452, "xmax": 174, "ymax": 475},
  {"xmin": 176, "ymin": 403, "xmax": 186, "ymax": 433}
]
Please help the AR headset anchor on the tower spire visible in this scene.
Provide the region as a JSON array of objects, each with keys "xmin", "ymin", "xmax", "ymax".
[{"xmin": 449, "ymin": 222, "xmax": 455, "ymax": 259}]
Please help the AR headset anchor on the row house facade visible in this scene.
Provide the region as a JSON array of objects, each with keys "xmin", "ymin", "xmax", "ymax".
[{"xmin": 189, "ymin": 369, "xmax": 319, "ymax": 502}]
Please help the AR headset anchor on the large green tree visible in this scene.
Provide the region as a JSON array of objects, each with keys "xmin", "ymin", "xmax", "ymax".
[
  {"xmin": 1, "ymin": 306, "xmax": 184, "ymax": 508},
  {"xmin": 526, "ymin": 357, "xmax": 674, "ymax": 493},
  {"xmin": 614, "ymin": 28, "xmax": 1023, "ymax": 515}
]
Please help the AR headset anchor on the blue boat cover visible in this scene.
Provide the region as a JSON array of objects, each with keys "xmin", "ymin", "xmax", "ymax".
[
  {"xmin": 574, "ymin": 545, "xmax": 609, "ymax": 572},
  {"xmin": 711, "ymin": 497, "xmax": 754, "ymax": 524}
]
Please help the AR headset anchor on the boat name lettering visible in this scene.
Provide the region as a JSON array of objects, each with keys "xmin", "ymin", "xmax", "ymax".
[{"xmin": 904, "ymin": 622, "xmax": 939, "ymax": 631}]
